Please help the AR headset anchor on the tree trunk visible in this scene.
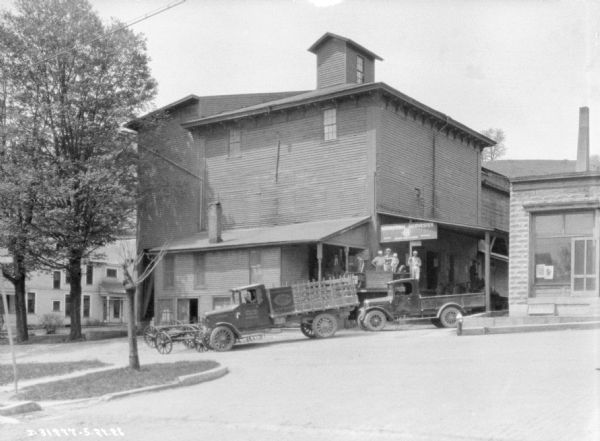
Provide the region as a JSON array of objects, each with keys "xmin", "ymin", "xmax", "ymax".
[
  {"xmin": 68, "ymin": 255, "xmax": 83, "ymax": 340},
  {"xmin": 126, "ymin": 286, "xmax": 140, "ymax": 370},
  {"xmin": 13, "ymin": 273, "xmax": 28, "ymax": 343}
]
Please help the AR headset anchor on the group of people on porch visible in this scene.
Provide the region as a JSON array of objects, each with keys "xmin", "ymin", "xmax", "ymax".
[{"xmin": 369, "ymin": 248, "xmax": 421, "ymax": 280}]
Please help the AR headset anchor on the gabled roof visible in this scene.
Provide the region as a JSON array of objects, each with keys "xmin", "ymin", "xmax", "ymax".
[
  {"xmin": 150, "ymin": 216, "xmax": 370, "ymax": 253},
  {"xmin": 181, "ymin": 82, "xmax": 495, "ymax": 148},
  {"xmin": 308, "ymin": 32, "xmax": 383, "ymax": 61},
  {"xmin": 485, "ymin": 159, "xmax": 576, "ymax": 179}
]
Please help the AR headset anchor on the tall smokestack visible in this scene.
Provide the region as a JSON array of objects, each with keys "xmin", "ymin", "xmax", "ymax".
[
  {"xmin": 208, "ymin": 202, "xmax": 223, "ymax": 244},
  {"xmin": 576, "ymin": 107, "xmax": 590, "ymax": 172}
]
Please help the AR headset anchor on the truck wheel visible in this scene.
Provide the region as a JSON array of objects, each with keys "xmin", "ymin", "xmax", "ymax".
[
  {"xmin": 364, "ymin": 310, "xmax": 386, "ymax": 331},
  {"xmin": 312, "ymin": 313, "xmax": 338, "ymax": 338},
  {"xmin": 439, "ymin": 306, "xmax": 462, "ymax": 328},
  {"xmin": 300, "ymin": 322, "xmax": 316, "ymax": 339},
  {"xmin": 210, "ymin": 326, "xmax": 236, "ymax": 352}
]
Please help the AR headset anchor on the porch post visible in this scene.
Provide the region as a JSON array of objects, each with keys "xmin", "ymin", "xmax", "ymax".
[
  {"xmin": 317, "ymin": 243, "xmax": 323, "ymax": 281},
  {"xmin": 344, "ymin": 247, "xmax": 350, "ymax": 273},
  {"xmin": 484, "ymin": 232, "xmax": 491, "ymax": 312}
]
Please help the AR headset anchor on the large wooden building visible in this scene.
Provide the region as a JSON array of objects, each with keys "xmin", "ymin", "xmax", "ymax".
[{"xmin": 130, "ymin": 33, "xmax": 509, "ymax": 323}]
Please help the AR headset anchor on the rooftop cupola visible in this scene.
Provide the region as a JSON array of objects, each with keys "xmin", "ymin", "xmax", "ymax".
[{"xmin": 308, "ymin": 32, "xmax": 383, "ymax": 89}]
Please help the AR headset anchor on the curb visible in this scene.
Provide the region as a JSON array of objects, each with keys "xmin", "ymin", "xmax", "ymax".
[
  {"xmin": 0, "ymin": 401, "xmax": 41, "ymax": 416},
  {"xmin": 459, "ymin": 320, "xmax": 600, "ymax": 336},
  {"xmin": 100, "ymin": 365, "xmax": 229, "ymax": 401}
]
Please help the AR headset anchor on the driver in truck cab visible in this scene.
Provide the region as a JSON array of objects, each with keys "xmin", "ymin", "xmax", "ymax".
[{"xmin": 243, "ymin": 290, "xmax": 257, "ymax": 304}]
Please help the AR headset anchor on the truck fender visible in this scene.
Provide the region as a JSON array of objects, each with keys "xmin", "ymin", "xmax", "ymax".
[
  {"xmin": 436, "ymin": 303, "xmax": 465, "ymax": 319},
  {"xmin": 363, "ymin": 306, "xmax": 393, "ymax": 322},
  {"xmin": 212, "ymin": 322, "xmax": 242, "ymax": 339}
]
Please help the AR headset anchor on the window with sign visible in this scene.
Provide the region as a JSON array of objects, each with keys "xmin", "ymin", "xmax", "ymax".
[{"xmin": 532, "ymin": 211, "xmax": 596, "ymax": 293}]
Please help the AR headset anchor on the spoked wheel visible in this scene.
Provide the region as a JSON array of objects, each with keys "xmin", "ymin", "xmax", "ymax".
[
  {"xmin": 311, "ymin": 313, "xmax": 338, "ymax": 338},
  {"xmin": 209, "ymin": 326, "xmax": 236, "ymax": 352},
  {"xmin": 155, "ymin": 332, "xmax": 173, "ymax": 354},
  {"xmin": 143, "ymin": 326, "xmax": 157, "ymax": 348},
  {"xmin": 300, "ymin": 322, "xmax": 316, "ymax": 339},
  {"xmin": 195, "ymin": 332, "xmax": 211, "ymax": 352},
  {"xmin": 363, "ymin": 310, "xmax": 387, "ymax": 332},
  {"xmin": 439, "ymin": 306, "xmax": 462, "ymax": 328}
]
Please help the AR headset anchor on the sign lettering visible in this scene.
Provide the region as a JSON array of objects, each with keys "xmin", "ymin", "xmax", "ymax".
[{"xmin": 380, "ymin": 222, "xmax": 438, "ymax": 242}]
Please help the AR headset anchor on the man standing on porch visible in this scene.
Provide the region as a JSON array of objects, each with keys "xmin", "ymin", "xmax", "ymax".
[{"xmin": 408, "ymin": 250, "xmax": 422, "ymax": 280}]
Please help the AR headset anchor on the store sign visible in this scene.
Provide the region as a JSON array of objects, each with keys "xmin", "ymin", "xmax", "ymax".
[{"xmin": 380, "ymin": 222, "xmax": 438, "ymax": 242}]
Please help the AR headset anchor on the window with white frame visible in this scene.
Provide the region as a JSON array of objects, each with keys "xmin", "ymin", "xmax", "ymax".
[
  {"xmin": 65, "ymin": 294, "xmax": 71, "ymax": 317},
  {"xmin": 356, "ymin": 55, "xmax": 365, "ymax": 83},
  {"xmin": 323, "ymin": 108, "xmax": 337, "ymax": 141},
  {"xmin": 27, "ymin": 292, "xmax": 35, "ymax": 314},
  {"xmin": 83, "ymin": 295, "xmax": 90, "ymax": 318},
  {"xmin": 52, "ymin": 300, "xmax": 61, "ymax": 312},
  {"xmin": 53, "ymin": 271, "xmax": 61, "ymax": 289},
  {"xmin": 228, "ymin": 128, "xmax": 241, "ymax": 157},
  {"xmin": 106, "ymin": 268, "xmax": 117, "ymax": 278},
  {"xmin": 532, "ymin": 211, "xmax": 596, "ymax": 293}
]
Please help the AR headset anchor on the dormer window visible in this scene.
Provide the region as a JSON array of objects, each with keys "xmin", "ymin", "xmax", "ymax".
[
  {"xmin": 356, "ymin": 55, "xmax": 365, "ymax": 84},
  {"xmin": 323, "ymin": 108, "xmax": 337, "ymax": 141}
]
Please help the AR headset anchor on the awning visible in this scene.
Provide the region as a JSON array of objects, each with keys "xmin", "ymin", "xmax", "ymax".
[{"xmin": 150, "ymin": 216, "xmax": 370, "ymax": 253}]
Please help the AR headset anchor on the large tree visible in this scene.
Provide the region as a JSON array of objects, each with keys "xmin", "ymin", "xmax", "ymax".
[{"xmin": 0, "ymin": 0, "xmax": 156, "ymax": 340}]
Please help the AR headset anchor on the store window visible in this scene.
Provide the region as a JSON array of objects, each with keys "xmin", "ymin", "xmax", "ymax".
[{"xmin": 532, "ymin": 211, "xmax": 596, "ymax": 293}]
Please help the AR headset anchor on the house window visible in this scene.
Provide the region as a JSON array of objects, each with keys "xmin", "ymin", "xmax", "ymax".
[
  {"xmin": 27, "ymin": 292, "xmax": 35, "ymax": 314},
  {"xmin": 86, "ymin": 264, "xmax": 94, "ymax": 285},
  {"xmin": 65, "ymin": 294, "xmax": 71, "ymax": 317},
  {"xmin": 106, "ymin": 268, "xmax": 117, "ymax": 278},
  {"xmin": 249, "ymin": 249, "xmax": 263, "ymax": 284},
  {"xmin": 323, "ymin": 108, "xmax": 337, "ymax": 141},
  {"xmin": 194, "ymin": 253, "xmax": 205, "ymax": 288},
  {"xmin": 212, "ymin": 296, "xmax": 231, "ymax": 310},
  {"xmin": 53, "ymin": 271, "xmax": 61, "ymax": 289},
  {"xmin": 164, "ymin": 254, "xmax": 175, "ymax": 288},
  {"xmin": 356, "ymin": 55, "xmax": 365, "ymax": 84},
  {"xmin": 4, "ymin": 295, "xmax": 15, "ymax": 314},
  {"xmin": 228, "ymin": 128, "xmax": 241, "ymax": 157},
  {"xmin": 532, "ymin": 211, "xmax": 596, "ymax": 292},
  {"xmin": 52, "ymin": 300, "xmax": 61, "ymax": 312},
  {"xmin": 83, "ymin": 295, "xmax": 90, "ymax": 318}
]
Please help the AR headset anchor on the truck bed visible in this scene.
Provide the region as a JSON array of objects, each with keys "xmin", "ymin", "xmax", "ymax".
[
  {"xmin": 419, "ymin": 291, "xmax": 485, "ymax": 313},
  {"xmin": 268, "ymin": 277, "xmax": 358, "ymax": 318}
]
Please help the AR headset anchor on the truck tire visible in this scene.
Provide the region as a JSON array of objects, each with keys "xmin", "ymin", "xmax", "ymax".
[
  {"xmin": 300, "ymin": 322, "xmax": 316, "ymax": 339},
  {"xmin": 439, "ymin": 306, "xmax": 462, "ymax": 328},
  {"xmin": 209, "ymin": 326, "xmax": 236, "ymax": 352},
  {"xmin": 363, "ymin": 310, "xmax": 386, "ymax": 331},
  {"xmin": 312, "ymin": 313, "xmax": 338, "ymax": 338}
]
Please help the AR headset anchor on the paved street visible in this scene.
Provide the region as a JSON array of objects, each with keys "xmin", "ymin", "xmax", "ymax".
[{"xmin": 1, "ymin": 325, "xmax": 599, "ymax": 441}]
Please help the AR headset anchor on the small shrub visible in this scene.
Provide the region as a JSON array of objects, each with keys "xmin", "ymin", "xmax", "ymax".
[
  {"xmin": 39, "ymin": 314, "xmax": 64, "ymax": 334},
  {"xmin": 83, "ymin": 318, "xmax": 103, "ymax": 327}
]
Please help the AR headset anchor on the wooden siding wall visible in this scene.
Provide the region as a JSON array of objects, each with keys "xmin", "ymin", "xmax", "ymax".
[
  {"xmin": 154, "ymin": 247, "xmax": 282, "ymax": 316},
  {"xmin": 481, "ymin": 186, "xmax": 509, "ymax": 231},
  {"xmin": 377, "ymin": 106, "xmax": 481, "ymax": 225},
  {"xmin": 281, "ymin": 245, "xmax": 310, "ymax": 285},
  {"xmin": 201, "ymin": 100, "xmax": 370, "ymax": 229},
  {"xmin": 316, "ymin": 38, "xmax": 347, "ymax": 88},
  {"xmin": 138, "ymin": 107, "xmax": 202, "ymax": 250}
]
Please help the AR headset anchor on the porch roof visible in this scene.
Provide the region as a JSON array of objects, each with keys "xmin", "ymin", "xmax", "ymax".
[{"xmin": 150, "ymin": 216, "xmax": 371, "ymax": 253}]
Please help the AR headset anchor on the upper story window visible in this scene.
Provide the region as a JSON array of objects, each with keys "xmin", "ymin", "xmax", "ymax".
[
  {"xmin": 106, "ymin": 268, "xmax": 117, "ymax": 278},
  {"xmin": 228, "ymin": 128, "xmax": 241, "ymax": 157},
  {"xmin": 356, "ymin": 55, "xmax": 365, "ymax": 84},
  {"xmin": 53, "ymin": 271, "xmax": 61, "ymax": 289},
  {"xmin": 194, "ymin": 253, "xmax": 205, "ymax": 288},
  {"xmin": 164, "ymin": 254, "xmax": 175, "ymax": 288},
  {"xmin": 86, "ymin": 264, "xmax": 94, "ymax": 285},
  {"xmin": 27, "ymin": 292, "xmax": 35, "ymax": 314},
  {"xmin": 323, "ymin": 108, "xmax": 337, "ymax": 141}
]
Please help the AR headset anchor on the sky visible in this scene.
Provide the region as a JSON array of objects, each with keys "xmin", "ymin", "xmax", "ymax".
[{"xmin": 9, "ymin": 0, "xmax": 600, "ymax": 160}]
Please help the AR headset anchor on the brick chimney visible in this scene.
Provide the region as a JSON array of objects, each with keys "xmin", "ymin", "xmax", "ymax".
[
  {"xmin": 576, "ymin": 107, "xmax": 590, "ymax": 172},
  {"xmin": 308, "ymin": 33, "xmax": 383, "ymax": 89},
  {"xmin": 208, "ymin": 202, "xmax": 223, "ymax": 244}
]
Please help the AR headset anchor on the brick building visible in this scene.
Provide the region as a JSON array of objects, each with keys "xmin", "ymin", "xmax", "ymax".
[
  {"xmin": 509, "ymin": 108, "xmax": 600, "ymax": 317},
  {"xmin": 130, "ymin": 33, "xmax": 509, "ymax": 323}
]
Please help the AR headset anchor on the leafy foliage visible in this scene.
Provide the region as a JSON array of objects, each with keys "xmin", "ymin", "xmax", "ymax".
[{"xmin": 481, "ymin": 128, "xmax": 506, "ymax": 162}]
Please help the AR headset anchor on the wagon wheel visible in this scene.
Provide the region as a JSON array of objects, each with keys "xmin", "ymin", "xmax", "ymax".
[
  {"xmin": 300, "ymin": 322, "xmax": 316, "ymax": 339},
  {"xmin": 439, "ymin": 306, "xmax": 462, "ymax": 328},
  {"xmin": 311, "ymin": 313, "xmax": 338, "ymax": 338},
  {"xmin": 155, "ymin": 331, "xmax": 173, "ymax": 354},
  {"xmin": 209, "ymin": 326, "xmax": 235, "ymax": 352},
  {"xmin": 363, "ymin": 310, "xmax": 386, "ymax": 332},
  {"xmin": 143, "ymin": 326, "xmax": 157, "ymax": 348}
]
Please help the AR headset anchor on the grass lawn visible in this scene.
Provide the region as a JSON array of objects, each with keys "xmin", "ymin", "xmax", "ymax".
[
  {"xmin": 16, "ymin": 360, "xmax": 219, "ymax": 400},
  {"xmin": 0, "ymin": 360, "xmax": 109, "ymax": 385}
]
